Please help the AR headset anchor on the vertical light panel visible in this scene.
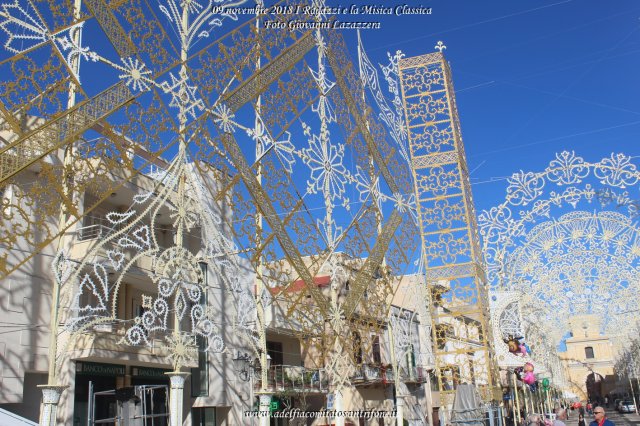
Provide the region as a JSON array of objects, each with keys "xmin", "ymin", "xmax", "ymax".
[{"xmin": 398, "ymin": 51, "xmax": 499, "ymax": 406}]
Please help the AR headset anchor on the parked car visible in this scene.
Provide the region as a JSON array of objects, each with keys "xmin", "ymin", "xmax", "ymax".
[{"xmin": 619, "ymin": 400, "xmax": 636, "ymax": 413}]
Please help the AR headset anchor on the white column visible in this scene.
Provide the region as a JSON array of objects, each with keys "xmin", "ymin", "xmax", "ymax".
[
  {"xmin": 425, "ymin": 373, "xmax": 435, "ymax": 426},
  {"xmin": 258, "ymin": 393, "xmax": 272, "ymax": 426},
  {"xmin": 38, "ymin": 385, "xmax": 68, "ymax": 426},
  {"xmin": 334, "ymin": 390, "xmax": 345, "ymax": 426},
  {"xmin": 396, "ymin": 396, "xmax": 405, "ymax": 426},
  {"xmin": 166, "ymin": 372, "xmax": 190, "ymax": 426}
]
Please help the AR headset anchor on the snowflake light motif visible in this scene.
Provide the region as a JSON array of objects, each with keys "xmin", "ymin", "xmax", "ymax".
[
  {"xmin": 119, "ymin": 57, "xmax": 152, "ymax": 92},
  {"xmin": 213, "ymin": 104, "xmax": 237, "ymax": 133},
  {"xmin": 164, "ymin": 332, "xmax": 198, "ymax": 370},
  {"xmin": 160, "ymin": 70, "xmax": 204, "ymax": 121},
  {"xmin": 169, "ymin": 200, "xmax": 200, "ymax": 233},
  {"xmin": 248, "ymin": 115, "xmax": 296, "ymax": 173},
  {"xmin": 327, "ymin": 304, "xmax": 346, "ymax": 334},
  {"xmin": 302, "ymin": 135, "xmax": 348, "ymax": 200},
  {"xmin": 326, "ymin": 350, "xmax": 355, "ymax": 390}
]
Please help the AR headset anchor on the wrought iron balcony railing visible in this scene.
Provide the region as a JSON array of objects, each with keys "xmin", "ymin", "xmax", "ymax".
[
  {"xmin": 78, "ymin": 222, "xmax": 116, "ymax": 241},
  {"xmin": 351, "ymin": 364, "xmax": 431, "ymax": 385},
  {"xmin": 351, "ymin": 363, "xmax": 386, "ymax": 385},
  {"xmin": 253, "ymin": 365, "xmax": 328, "ymax": 393}
]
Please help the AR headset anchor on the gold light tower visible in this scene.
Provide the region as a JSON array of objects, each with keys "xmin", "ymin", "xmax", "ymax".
[{"xmin": 397, "ymin": 46, "xmax": 500, "ymax": 410}]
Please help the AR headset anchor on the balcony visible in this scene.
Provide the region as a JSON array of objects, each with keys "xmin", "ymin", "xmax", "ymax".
[
  {"xmin": 72, "ymin": 219, "xmax": 177, "ymax": 275},
  {"xmin": 401, "ymin": 366, "xmax": 430, "ymax": 384},
  {"xmin": 351, "ymin": 363, "xmax": 389, "ymax": 385},
  {"xmin": 253, "ymin": 365, "xmax": 328, "ymax": 394},
  {"xmin": 76, "ymin": 217, "xmax": 175, "ymax": 246},
  {"xmin": 67, "ymin": 319, "xmax": 198, "ymax": 368},
  {"xmin": 351, "ymin": 364, "xmax": 431, "ymax": 386},
  {"xmin": 78, "ymin": 222, "xmax": 116, "ymax": 241}
]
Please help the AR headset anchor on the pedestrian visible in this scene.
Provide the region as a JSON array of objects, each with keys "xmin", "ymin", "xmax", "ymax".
[
  {"xmin": 527, "ymin": 414, "xmax": 542, "ymax": 426},
  {"xmin": 586, "ymin": 403, "xmax": 592, "ymax": 415},
  {"xmin": 578, "ymin": 414, "xmax": 586, "ymax": 426},
  {"xmin": 604, "ymin": 397, "xmax": 609, "ymax": 408},
  {"xmin": 553, "ymin": 409, "xmax": 568, "ymax": 426},
  {"xmin": 588, "ymin": 407, "xmax": 614, "ymax": 426},
  {"xmin": 505, "ymin": 414, "xmax": 513, "ymax": 426}
]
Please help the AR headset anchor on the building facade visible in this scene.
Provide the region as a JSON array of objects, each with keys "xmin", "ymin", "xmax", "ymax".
[
  {"xmin": 560, "ymin": 315, "xmax": 619, "ymax": 402},
  {"xmin": 0, "ymin": 132, "xmax": 255, "ymax": 425},
  {"xmin": 256, "ymin": 259, "xmax": 436, "ymax": 425}
]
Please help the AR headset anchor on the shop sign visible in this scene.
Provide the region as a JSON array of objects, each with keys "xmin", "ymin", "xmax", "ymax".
[
  {"xmin": 77, "ymin": 362, "xmax": 125, "ymax": 376},
  {"xmin": 131, "ymin": 366, "xmax": 170, "ymax": 378}
]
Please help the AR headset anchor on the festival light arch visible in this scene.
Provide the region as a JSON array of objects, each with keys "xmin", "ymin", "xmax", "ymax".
[{"xmin": 480, "ymin": 151, "xmax": 640, "ymax": 344}]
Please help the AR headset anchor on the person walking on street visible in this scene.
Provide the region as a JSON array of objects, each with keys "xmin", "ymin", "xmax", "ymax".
[
  {"xmin": 527, "ymin": 414, "xmax": 542, "ymax": 426},
  {"xmin": 553, "ymin": 409, "xmax": 568, "ymax": 426},
  {"xmin": 588, "ymin": 407, "xmax": 614, "ymax": 426},
  {"xmin": 578, "ymin": 414, "xmax": 586, "ymax": 426}
]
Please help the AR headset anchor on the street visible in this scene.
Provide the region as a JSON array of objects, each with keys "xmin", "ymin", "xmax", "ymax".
[
  {"xmin": 566, "ymin": 411, "xmax": 640, "ymax": 426},
  {"xmin": 609, "ymin": 411, "xmax": 640, "ymax": 426}
]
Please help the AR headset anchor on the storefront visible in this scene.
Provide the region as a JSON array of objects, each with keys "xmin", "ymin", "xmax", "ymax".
[
  {"xmin": 74, "ymin": 362, "xmax": 125, "ymax": 426},
  {"xmin": 73, "ymin": 362, "xmax": 170, "ymax": 426}
]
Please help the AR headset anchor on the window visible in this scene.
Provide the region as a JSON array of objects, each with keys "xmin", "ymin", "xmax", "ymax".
[
  {"xmin": 372, "ymin": 336, "xmax": 381, "ymax": 364},
  {"xmin": 191, "ymin": 263, "xmax": 209, "ymax": 396},
  {"xmin": 353, "ymin": 332, "xmax": 363, "ymax": 364},
  {"xmin": 406, "ymin": 344, "xmax": 416, "ymax": 370},
  {"xmin": 585, "ymin": 346, "xmax": 595, "ymax": 359},
  {"xmin": 192, "ymin": 407, "xmax": 215, "ymax": 426},
  {"xmin": 266, "ymin": 341, "xmax": 284, "ymax": 365},
  {"xmin": 428, "ymin": 370, "xmax": 439, "ymax": 391},
  {"xmin": 191, "ymin": 335, "xmax": 209, "ymax": 396},
  {"xmin": 80, "ymin": 193, "xmax": 125, "ymax": 240}
]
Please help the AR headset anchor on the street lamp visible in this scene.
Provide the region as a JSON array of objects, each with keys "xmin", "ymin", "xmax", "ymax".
[
  {"xmin": 233, "ymin": 352, "xmax": 272, "ymax": 382},
  {"xmin": 233, "ymin": 352, "xmax": 253, "ymax": 382}
]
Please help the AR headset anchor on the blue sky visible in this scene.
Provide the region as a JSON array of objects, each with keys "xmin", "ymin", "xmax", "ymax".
[
  {"xmin": 56, "ymin": 0, "xmax": 640, "ymax": 217},
  {"xmin": 348, "ymin": 0, "xmax": 640, "ymax": 213},
  {"xmin": 8, "ymin": 0, "xmax": 638, "ymax": 251}
]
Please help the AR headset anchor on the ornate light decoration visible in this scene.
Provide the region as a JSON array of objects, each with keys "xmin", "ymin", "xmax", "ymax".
[
  {"xmin": 395, "ymin": 47, "xmax": 501, "ymax": 407},
  {"xmin": 480, "ymin": 151, "xmax": 640, "ymax": 345},
  {"xmin": 0, "ymin": 2, "xmax": 420, "ymax": 423}
]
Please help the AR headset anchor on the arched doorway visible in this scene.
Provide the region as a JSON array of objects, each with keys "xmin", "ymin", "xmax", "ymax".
[{"xmin": 586, "ymin": 372, "xmax": 604, "ymax": 403}]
